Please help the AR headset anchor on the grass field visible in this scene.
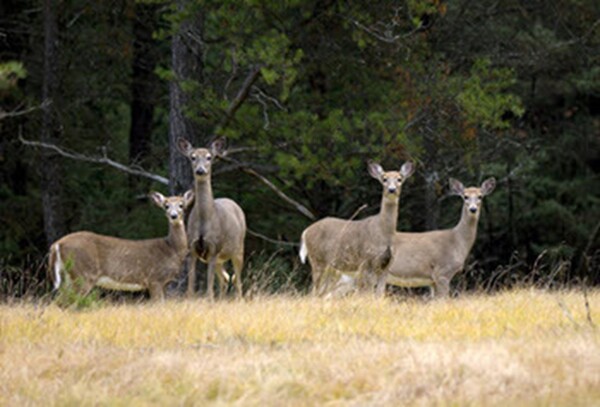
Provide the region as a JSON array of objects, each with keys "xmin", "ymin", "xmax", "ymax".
[{"xmin": 1, "ymin": 289, "xmax": 599, "ymax": 406}]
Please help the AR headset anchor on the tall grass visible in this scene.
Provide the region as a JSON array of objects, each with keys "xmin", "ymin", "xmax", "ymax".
[{"xmin": 1, "ymin": 290, "xmax": 598, "ymax": 405}]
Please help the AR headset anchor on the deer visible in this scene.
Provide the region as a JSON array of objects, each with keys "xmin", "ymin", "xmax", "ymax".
[
  {"xmin": 299, "ymin": 161, "xmax": 415, "ymax": 296},
  {"xmin": 384, "ymin": 177, "xmax": 496, "ymax": 297},
  {"xmin": 177, "ymin": 137, "xmax": 246, "ymax": 299},
  {"xmin": 48, "ymin": 190, "xmax": 194, "ymax": 301}
]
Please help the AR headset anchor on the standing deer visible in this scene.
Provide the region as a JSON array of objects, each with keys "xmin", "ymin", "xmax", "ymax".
[
  {"xmin": 383, "ymin": 177, "xmax": 496, "ymax": 297},
  {"xmin": 177, "ymin": 137, "xmax": 246, "ymax": 299},
  {"xmin": 48, "ymin": 191, "xmax": 194, "ymax": 300},
  {"xmin": 299, "ymin": 161, "xmax": 414, "ymax": 296}
]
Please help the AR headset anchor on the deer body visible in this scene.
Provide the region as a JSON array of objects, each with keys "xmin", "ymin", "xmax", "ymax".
[
  {"xmin": 178, "ymin": 138, "xmax": 246, "ymax": 299},
  {"xmin": 386, "ymin": 177, "xmax": 496, "ymax": 297},
  {"xmin": 48, "ymin": 192, "xmax": 193, "ymax": 300},
  {"xmin": 300, "ymin": 161, "xmax": 414, "ymax": 296}
]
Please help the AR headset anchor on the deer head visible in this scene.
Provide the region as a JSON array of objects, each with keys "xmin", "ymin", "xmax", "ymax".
[
  {"xmin": 176, "ymin": 137, "xmax": 227, "ymax": 179},
  {"xmin": 449, "ymin": 177, "xmax": 496, "ymax": 216},
  {"xmin": 368, "ymin": 161, "xmax": 415, "ymax": 202},
  {"xmin": 149, "ymin": 190, "xmax": 194, "ymax": 224}
]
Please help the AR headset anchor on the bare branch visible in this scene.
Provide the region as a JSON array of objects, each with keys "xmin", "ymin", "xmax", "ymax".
[
  {"xmin": 243, "ymin": 167, "xmax": 315, "ymax": 220},
  {"xmin": 221, "ymin": 64, "xmax": 262, "ymax": 128},
  {"xmin": 223, "ymin": 46, "xmax": 239, "ymax": 101},
  {"xmin": 0, "ymin": 100, "xmax": 50, "ymax": 121},
  {"xmin": 220, "ymin": 155, "xmax": 315, "ymax": 220},
  {"xmin": 19, "ymin": 134, "xmax": 169, "ymax": 185},
  {"xmin": 247, "ymin": 228, "xmax": 299, "ymax": 247},
  {"xmin": 349, "ymin": 18, "xmax": 421, "ymax": 44}
]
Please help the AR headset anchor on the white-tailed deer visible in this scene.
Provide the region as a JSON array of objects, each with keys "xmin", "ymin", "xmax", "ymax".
[
  {"xmin": 48, "ymin": 191, "xmax": 194, "ymax": 300},
  {"xmin": 299, "ymin": 161, "xmax": 414, "ymax": 296},
  {"xmin": 177, "ymin": 137, "xmax": 246, "ymax": 299},
  {"xmin": 385, "ymin": 177, "xmax": 496, "ymax": 297}
]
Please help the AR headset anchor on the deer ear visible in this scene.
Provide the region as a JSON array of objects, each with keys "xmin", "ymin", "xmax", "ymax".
[
  {"xmin": 177, "ymin": 138, "xmax": 193, "ymax": 157},
  {"xmin": 149, "ymin": 191, "xmax": 166, "ymax": 207},
  {"xmin": 367, "ymin": 161, "xmax": 384, "ymax": 180},
  {"xmin": 183, "ymin": 189, "xmax": 195, "ymax": 208},
  {"xmin": 481, "ymin": 177, "xmax": 496, "ymax": 196},
  {"xmin": 449, "ymin": 178, "xmax": 464, "ymax": 196},
  {"xmin": 400, "ymin": 161, "xmax": 415, "ymax": 179},
  {"xmin": 210, "ymin": 137, "xmax": 227, "ymax": 157}
]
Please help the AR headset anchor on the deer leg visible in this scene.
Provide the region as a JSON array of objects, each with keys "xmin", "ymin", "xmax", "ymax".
[
  {"xmin": 232, "ymin": 253, "xmax": 244, "ymax": 299},
  {"xmin": 433, "ymin": 275, "xmax": 450, "ymax": 298},
  {"xmin": 187, "ymin": 255, "xmax": 198, "ymax": 298},
  {"xmin": 311, "ymin": 262, "xmax": 323, "ymax": 294},
  {"xmin": 77, "ymin": 280, "xmax": 95, "ymax": 297},
  {"xmin": 215, "ymin": 262, "xmax": 227, "ymax": 299},
  {"xmin": 206, "ymin": 257, "xmax": 217, "ymax": 300},
  {"xmin": 149, "ymin": 283, "xmax": 165, "ymax": 302},
  {"xmin": 374, "ymin": 271, "xmax": 388, "ymax": 297},
  {"xmin": 316, "ymin": 267, "xmax": 334, "ymax": 296}
]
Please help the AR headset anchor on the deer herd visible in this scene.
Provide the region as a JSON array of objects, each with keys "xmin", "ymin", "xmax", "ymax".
[{"xmin": 48, "ymin": 138, "xmax": 496, "ymax": 301}]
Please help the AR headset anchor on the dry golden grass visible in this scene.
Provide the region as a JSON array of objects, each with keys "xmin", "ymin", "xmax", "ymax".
[{"xmin": 1, "ymin": 289, "xmax": 599, "ymax": 406}]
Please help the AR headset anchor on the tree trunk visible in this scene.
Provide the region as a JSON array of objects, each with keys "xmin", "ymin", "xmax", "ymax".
[
  {"xmin": 129, "ymin": 2, "xmax": 158, "ymax": 167},
  {"xmin": 168, "ymin": 0, "xmax": 205, "ymax": 195},
  {"xmin": 40, "ymin": 0, "xmax": 66, "ymax": 246}
]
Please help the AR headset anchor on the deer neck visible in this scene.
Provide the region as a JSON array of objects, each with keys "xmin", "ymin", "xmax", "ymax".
[
  {"xmin": 194, "ymin": 176, "xmax": 217, "ymax": 225},
  {"xmin": 378, "ymin": 195, "xmax": 399, "ymax": 241},
  {"xmin": 167, "ymin": 221, "xmax": 188, "ymax": 258},
  {"xmin": 453, "ymin": 206, "xmax": 479, "ymax": 256}
]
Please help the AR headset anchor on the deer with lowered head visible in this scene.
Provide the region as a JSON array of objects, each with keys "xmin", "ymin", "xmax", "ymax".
[
  {"xmin": 48, "ymin": 190, "xmax": 194, "ymax": 300},
  {"xmin": 299, "ymin": 161, "xmax": 414, "ymax": 296},
  {"xmin": 177, "ymin": 137, "xmax": 246, "ymax": 299}
]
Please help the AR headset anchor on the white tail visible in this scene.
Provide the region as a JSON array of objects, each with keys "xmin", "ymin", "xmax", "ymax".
[
  {"xmin": 52, "ymin": 243, "xmax": 62, "ymax": 290},
  {"xmin": 299, "ymin": 231, "xmax": 308, "ymax": 264},
  {"xmin": 47, "ymin": 191, "xmax": 194, "ymax": 300},
  {"xmin": 177, "ymin": 137, "xmax": 246, "ymax": 299},
  {"xmin": 300, "ymin": 161, "xmax": 414, "ymax": 296}
]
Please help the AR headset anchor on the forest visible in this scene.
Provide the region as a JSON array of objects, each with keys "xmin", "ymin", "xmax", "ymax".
[{"xmin": 1, "ymin": 0, "xmax": 599, "ymax": 299}]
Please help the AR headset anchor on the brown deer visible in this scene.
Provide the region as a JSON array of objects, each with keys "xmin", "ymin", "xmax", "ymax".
[
  {"xmin": 385, "ymin": 177, "xmax": 496, "ymax": 297},
  {"xmin": 177, "ymin": 137, "xmax": 246, "ymax": 299},
  {"xmin": 299, "ymin": 161, "xmax": 414, "ymax": 296},
  {"xmin": 48, "ymin": 191, "xmax": 194, "ymax": 300}
]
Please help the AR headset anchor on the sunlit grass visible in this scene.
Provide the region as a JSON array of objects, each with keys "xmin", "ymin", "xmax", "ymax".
[{"xmin": 1, "ymin": 289, "xmax": 599, "ymax": 405}]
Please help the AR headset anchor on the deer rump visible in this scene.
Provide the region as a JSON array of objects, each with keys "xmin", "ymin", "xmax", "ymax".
[
  {"xmin": 302, "ymin": 216, "xmax": 393, "ymax": 275},
  {"xmin": 49, "ymin": 231, "xmax": 182, "ymax": 292}
]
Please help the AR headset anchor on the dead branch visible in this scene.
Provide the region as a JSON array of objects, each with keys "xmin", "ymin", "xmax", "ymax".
[
  {"xmin": 247, "ymin": 228, "xmax": 299, "ymax": 247},
  {"xmin": 0, "ymin": 100, "xmax": 51, "ymax": 121},
  {"xmin": 19, "ymin": 134, "xmax": 170, "ymax": 185},
  {"xmin": 236, "ymin": 164, "xmax": 315, "ymax": 220},
  {"xmin": 221, "ymin": 64, "xmax": 262, "ymax": 128}
]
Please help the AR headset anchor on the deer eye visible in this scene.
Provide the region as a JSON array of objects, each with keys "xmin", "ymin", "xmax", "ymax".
[
  {"xmin": 191, "ymin": 155, "xmax": 197, "ymax": 161},
  {"xmin": 179, "ymin": 203, "xmax": 184, "ymax": 209},
  {"xmin": 464, "ymin": 196, "xmax": 469, "ymax": 201},
  {"xmin": 164, "ymin": 204, "xmax": 169, "ymax": 209},
  {"xmin": 382, "ymin": 177, "xmax": 388, "ymax": 182},
  {"xmin": 206, "ymin": 155, "xmax": 212, "ymax": 161},
  {"xmin": 478, "ymin": 195, "xmax": 482, "ymax": 199}
]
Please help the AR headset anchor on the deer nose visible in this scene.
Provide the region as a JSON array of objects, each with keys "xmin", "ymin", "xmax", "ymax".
[
  {"xmin": 469, "ymin": 207, "xmax": 477, "ymax": 213},
  {"xmin": 388, "ymin": 186, "xmax": 397, "ymax": 194},
  {"xmin": 169, "ymin": 211, "xmax": 178, "ymax": 219},
  {"xmin": 195, "ymin": 167, "xmax": 207, "ymax": 175}
]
